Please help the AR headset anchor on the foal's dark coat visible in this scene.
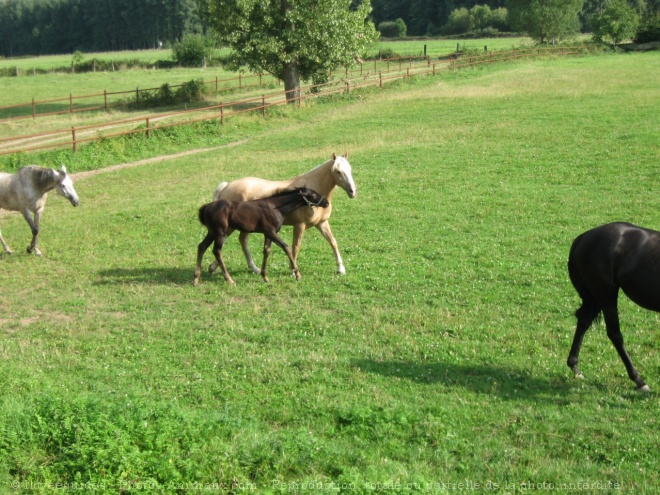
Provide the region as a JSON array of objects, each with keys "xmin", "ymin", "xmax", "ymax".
[
  {"xmin": 567, "ymin": 222, "xmax": 660, "ymax": 391},
  {"xmin": 194, "ymin": 187, "xmax": 328, "ymax": 285}
]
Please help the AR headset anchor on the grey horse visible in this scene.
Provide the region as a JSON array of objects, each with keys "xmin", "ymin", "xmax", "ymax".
[{"xmin": 0, "ymin": 165, "xmax": 79, "ymax": 256}]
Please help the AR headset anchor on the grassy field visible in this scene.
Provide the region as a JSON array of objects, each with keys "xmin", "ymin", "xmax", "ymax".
[
  {"xmin": 0, "ymin": 39, "xmax": 534, "ymax": 108},
  {"xmin": 0, "ymin": 51, "xmax": 659, "ymax": 493}
]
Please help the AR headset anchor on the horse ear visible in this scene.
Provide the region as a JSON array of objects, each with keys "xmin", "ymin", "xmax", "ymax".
[
  {"xmin": 344, "ymin": 152, "xmax": 349, "ymax": 159},
  {"xmin": 60, "ymin": 165, "xmax": 68, "ymax": 175},
  {"xmin": 332, "ymin": 153, "xmax": 337, "ymax": 160}
]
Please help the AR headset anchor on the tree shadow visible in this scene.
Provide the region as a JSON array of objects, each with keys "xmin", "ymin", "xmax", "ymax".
[
  {"xmin": 352, "ymin": 358, "xmax": 573, "ymax": 404},
  {"xmin": 95, "ymin": 267, "xmax": 193, "ymax": 286}
]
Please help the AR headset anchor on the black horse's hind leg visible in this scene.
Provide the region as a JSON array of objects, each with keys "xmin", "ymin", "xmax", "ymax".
[
  {"xmin": 602, "ymin": 305, "xmax": 650, "ymax": 392},
  {"xmin": 212, "ymin": 235, "xmax": 235, "ymax": 285},
  {"xmin": 567, "ymin": 302, "xmax": 601, "ymax": 379},
  {"xmin": 193, "ymin": 232, "xmax": 214, "ymax": 286}
]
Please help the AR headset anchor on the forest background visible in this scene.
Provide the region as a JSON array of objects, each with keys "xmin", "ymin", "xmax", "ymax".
[{"xmin": 2, "ymin": 0, "xmax": 658, "ymax": 59}]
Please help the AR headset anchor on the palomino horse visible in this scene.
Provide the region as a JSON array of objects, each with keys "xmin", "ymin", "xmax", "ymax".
[
  {"xmin": 0, "ymin": 165, "xmax": 79, "ymax": 256},
  {"xmin": 567, "ymin": 222, "xmax": 660, "ymax": 392},
  {"xmin": 194, "ymin": 187, "xmax": 329, "ymax": 286},
  {"xmin": 211, "ymin": 153, "xmax": 356, "ymax": 276}
]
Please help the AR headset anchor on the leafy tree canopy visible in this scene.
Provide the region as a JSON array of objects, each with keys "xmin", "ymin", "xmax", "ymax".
[
  {"xmin": 507, "ymin": 0, "xmax": 586, "ymax": 42},
  {"xmin": 205, "ymin": 0, "xmax": 378, "ymax": 100}
]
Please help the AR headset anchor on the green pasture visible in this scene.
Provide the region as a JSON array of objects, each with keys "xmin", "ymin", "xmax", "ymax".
[
  {"xmin": 0, "ymin": 39, "xmax": 534, "ymax": 108},
  {"xmin": 0, "ymin": 52, "xmax": 659, "ymax": 493}
]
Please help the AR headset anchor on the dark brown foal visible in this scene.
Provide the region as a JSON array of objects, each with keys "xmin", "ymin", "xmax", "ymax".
[{"xmin": 194, "ymin": 187, "xmax": 328, "ymax": 285}]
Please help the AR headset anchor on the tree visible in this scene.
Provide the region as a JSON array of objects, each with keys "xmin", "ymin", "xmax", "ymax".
[
  {"xmin": 205, "ymin": 0, "xmax": 378, "ymax": 102},
  {"xmin": 507, "ymin": 0, "xmax": 585, "ymax": 42},
  {"xmin": 591, "ymin": 0, "xmax": 640, "ymax": 44}
]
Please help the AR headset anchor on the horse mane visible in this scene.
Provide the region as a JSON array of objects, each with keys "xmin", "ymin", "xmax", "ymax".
[{"xmin": 23, "ymin": 166, "xmax": 60, "ymax": 191}]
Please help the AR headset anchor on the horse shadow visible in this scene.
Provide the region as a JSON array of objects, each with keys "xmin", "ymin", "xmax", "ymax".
[
  {"xmin": 352, "ymin": 358, "xmax": 573, "ymax": 404},
  {"xmin": 95, "ymin": 267, "xmax": 193, "ymax": 286}
]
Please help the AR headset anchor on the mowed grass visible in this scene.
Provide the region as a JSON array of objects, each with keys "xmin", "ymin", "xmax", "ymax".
[{"xmin": 0, "ymin": 52, "xmax": 659, "ymax": 493}]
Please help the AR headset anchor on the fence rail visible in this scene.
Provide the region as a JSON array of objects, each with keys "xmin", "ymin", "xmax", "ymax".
[{"xmin": 0, "ymin": 46, "xmax": 596, "ymax": 156}]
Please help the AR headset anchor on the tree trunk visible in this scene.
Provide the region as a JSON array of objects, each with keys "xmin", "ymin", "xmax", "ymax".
[{"xmin": 283, "ymin": 61, "xmax": 301, "ymax": 103}]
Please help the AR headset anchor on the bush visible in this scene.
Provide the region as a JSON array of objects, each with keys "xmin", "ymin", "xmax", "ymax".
[
  {"xmin": 591, "ymin": 0, "xmax": 640, "ymax": 44},
  {"xmin": 378, "ymin": 18, "xmax": 407, "ymax": 38},
  {"xmin": 635, "ymin": 12, "xmax": 660, "ymax": 43},
  {"xmin": 171, "ymin": 33, "xmax": 213, "ymax": 67}
]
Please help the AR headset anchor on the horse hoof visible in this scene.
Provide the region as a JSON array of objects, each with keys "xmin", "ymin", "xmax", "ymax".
[
  {"xmin": 637, "ymin": 384, "xmax": 651, "ymax": 393},
  {"xmin": 337, "ymin": 266, "xmax": 346, "ymax": 275}
]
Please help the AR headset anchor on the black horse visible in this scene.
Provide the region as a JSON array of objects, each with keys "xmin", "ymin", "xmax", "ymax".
[
  {"xmin": 194, "ymin": 187, "xmax": 328, "ymax": 286},
  {"xmin": 567, "ymin": 222, "xmax": 660, "ymax": 392}
]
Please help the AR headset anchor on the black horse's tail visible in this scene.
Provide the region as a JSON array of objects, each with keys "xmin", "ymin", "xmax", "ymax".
[
  {"xmin": 198, "ymin": 203, "xmax": 210, "ymax": 227},
  {"xmin": 567, "ymin": 233, "xmax": 602, "ymax": 325}
]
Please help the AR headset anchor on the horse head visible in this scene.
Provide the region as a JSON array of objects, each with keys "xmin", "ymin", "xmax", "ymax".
[
  {"xmin": 55, "ymin": 166, "xmax": 80, "ymax": 207},
  {"xmin": 331, "ymin": 153, "xmax": 357, "ymax": 199},
  {"xmin": 298, "ymin": 187, "xmax": 329, "ymax": 209}
]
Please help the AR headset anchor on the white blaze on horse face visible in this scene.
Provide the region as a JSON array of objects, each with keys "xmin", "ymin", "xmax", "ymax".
[
  {"xmin": 332, "ymin": 156, "xmax": 357, "ymax": 198},
  {"xmin": 55, "ymin": 167, "xmax": 80, "ymax": 207}
]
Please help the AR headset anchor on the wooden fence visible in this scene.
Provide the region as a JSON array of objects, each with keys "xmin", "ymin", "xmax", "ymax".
[{"xmin": 0, "ymin": 46, "xmax": 595, "ymax": 156}]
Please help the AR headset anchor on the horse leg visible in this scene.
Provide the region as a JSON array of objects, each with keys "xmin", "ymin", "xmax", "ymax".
[
  {"xmin": 21, "ymin": 208, "xmax": 41, "ymax": 256},
  {"xmin": 602, "ymin": 305, "xmax": 650, "ymax": 392},
  {"xmin": 240, "ymin": 232, "xmax": 260, "ymax": 274},
  {"xmin": 193, "ymin": 232, "xmax": 214, "ymax": 286},
  {"xmin": 209, "ymin": 231, "xmax": 259, "ymax": 274},
  {"xmin": 567, "ymin": 302, "xmax": 600, "ymax": 379},
  {"xmin": 0, "ymin": 228, "xmax": 12, "ymax": 254},
  {"xmin": 261, "ymin": 237, "xmax": 272, "ymax": 283},
  {"xmin": 315, "ymin": 220, "xmax": 346, "ymax": 275},
  {"xmin": 212, "ymin": 235, "xmax": 235, "ymax": 285},
  {"xmin": 270, "ymin": 233, "xmax": 301, "ymax": 281}
]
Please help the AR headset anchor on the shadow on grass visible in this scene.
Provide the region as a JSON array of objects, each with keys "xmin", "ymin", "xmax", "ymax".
[
  {"xmin": 96, "ymin": 267, "xmax": 193, "ymax": 286},
  {"xmin": 352, "ymin": 358, "xmax": 572, "ymax": 403}
]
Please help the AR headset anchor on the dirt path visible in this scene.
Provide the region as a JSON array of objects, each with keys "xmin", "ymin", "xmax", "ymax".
[
  {"xmin": 0, "ymin": 139, "xmax": 248, "ymax": 219},
  {"xmin": 72, "ymin": 138, "xmax": 249, "ymax": 180}
]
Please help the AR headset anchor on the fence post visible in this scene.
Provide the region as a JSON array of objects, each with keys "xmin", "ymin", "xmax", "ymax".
[
  {"xmin": 345, "ymin": 80, "xmax": 350, "ymax": 94},
  {"xmin": 71, "ymin": 127, "xmax": 77, "ymax": 152},
  {"xmin": 262, "ymin": 96, "xmax": 266, "ymax": 117},
  {"xmin": 215, "ymin": 77, "xmax": 218, "ymax": 93},
  {"xmin": 32, "ymin": 98, "xmax": 36, "ymax": 120},
  {"xmin": 69, "ymin": 94, "xmax": 73, "ymax": 114},
  {"xmin": 220, "ymin": 103, "xmax": 224, "ymax": 125},
  {"xmin": 146, "ymin": 118, "xmax": 151, "ymax": 139},
  {"xmin": 136, "ymin": 87, "xmax": 139, "ymax": 104},
  {"xmin": 104, "ymin": 90, "xmax": 108, "ymax": 111},
  {"xmin": 432, "ymin": 63, "xmax": 436, "ymax": 76},
  {"xmin": 379, "ymin": 71, "xmax": 382, "ymax": 88}
]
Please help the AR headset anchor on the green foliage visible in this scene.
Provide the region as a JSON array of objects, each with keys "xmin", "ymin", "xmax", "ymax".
[
  {"xmin": 635, "ymin": 10, "xmax": 660, "ymax": 43},
  {"xmin": 395, "ymin": 18, "xmax": 408, "ymax": 37},
  {"xmin": 378, "ymin": 21, "xmax": 400, "ymax": 37},
  {"xmin": 444, "ymin": 8, "xmax": 474, "ymax": 34},
  {"xmin": 378, "ymin": 18, "xmax": 408, "ymax": 38},
  {"xmin": 71, "ymin": 50, "xmax": 84, "ymax": 66},
  {"xmin": 172, "ymin": 34, "xmax": 214, "ymax": 67},
  {"xmin": 442, "ymin": 5, "xmax": 511, "ymax": 35},
  {"xmin": 0, "ymin": 0, "xmax": 201, "ymax": 57},
  {"xmin": 591, "ymin": 0, "xmax": 640, "ymax": 44},
  {"xmin": 507, "ymin": 0, "xmax": 585, "ymax": 42},
  {"xmin": 206, "ymin": 0, "xmax": 379, "ymax": 97}
]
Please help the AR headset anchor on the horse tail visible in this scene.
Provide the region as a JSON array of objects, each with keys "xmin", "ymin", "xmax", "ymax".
[
  {"xmin": 567, "ymin": 233, "xmax": 601, "ymax": 326},
  {"xmin": 198, "ymin": 203, "xmax": 210, "ymax": 227},
  {"xmin": 213, "ymin": 181, "xmax": 228, "ymax": 201}
]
